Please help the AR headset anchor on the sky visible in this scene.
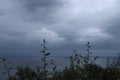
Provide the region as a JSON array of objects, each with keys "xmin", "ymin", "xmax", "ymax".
[{"xmin": 0, "ymin": 0, "xmax": 120, "ymax": 57}]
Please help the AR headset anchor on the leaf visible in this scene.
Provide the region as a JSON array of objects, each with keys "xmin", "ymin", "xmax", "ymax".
[
  {"xmin": 9, "ymin": 67, "xmax": 13, "ymax": 70},
  {"xmin": 87, "ymin": 41, "xmax": 90, "ymax": 45},
  {"xmin": 45, "ymin": 53, "xmax": 51, "ymax": 56},
  {"xmin": 94, "ymin": 56, "xmax": 98, "ymax": 61},
  {"xmin": 2, "ymin": 72, "xmax": 6, "ymax": 75},
  {"xmin": 41, "ymin": 50, "xmax": 45, "ymax": 53},
  {"xmin": 2, "ymin": 58, "xmax": 6, "ymax": 61},
  {"xmin": 53, "ymin": 66, "xmax": 57, "ymax": 71}
]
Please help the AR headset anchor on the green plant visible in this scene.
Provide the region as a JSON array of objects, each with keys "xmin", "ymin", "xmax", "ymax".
[
  {"xmin": 15, "ymin": 66, "xmax": 36, "ymax": 80},
  {"xmin": 1, "ymin": 40, "xmax": 120, "ymax": 80},
  {"xmin": 40, "ymin": 39, "xmax": 57, "ymax": 80},
  {"xmin": 67, "ymin": 42, "xmax": 99, "ymax": 80},
  {"xmin": 0, "ymin": 58, "xmax": 14, "ymax": 80}
]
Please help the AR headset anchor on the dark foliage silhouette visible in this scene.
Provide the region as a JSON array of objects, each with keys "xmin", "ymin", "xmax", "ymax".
[{"xmin": 0, "ymin": 40, "xmax": 120, "ymax": 80}]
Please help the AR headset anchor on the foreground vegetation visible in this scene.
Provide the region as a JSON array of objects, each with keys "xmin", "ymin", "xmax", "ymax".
[{"xmin": 1, "ymin": 39, "xmax": 120, "ymax": 80}]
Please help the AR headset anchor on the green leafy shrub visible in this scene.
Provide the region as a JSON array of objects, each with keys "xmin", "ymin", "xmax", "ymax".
[{"xmin": 15, "ymin": 66, "xmax": 36, "ymax": 80}]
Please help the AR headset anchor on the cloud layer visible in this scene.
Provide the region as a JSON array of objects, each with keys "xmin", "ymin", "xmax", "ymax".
[{"xmin": 0, "ymin": 0, "xmax": 120, "ymax": 56}]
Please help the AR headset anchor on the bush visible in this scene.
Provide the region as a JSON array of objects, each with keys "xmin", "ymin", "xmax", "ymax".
[{"xmin": 1, "ymin": 40, "xmax": 120, "ymax": 80}]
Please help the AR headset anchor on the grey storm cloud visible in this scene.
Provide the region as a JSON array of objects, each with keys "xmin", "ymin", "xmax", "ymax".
[
  {"xmin": 0, "ymin": 0, "xmax": 120, "ymax": 56},
  {"xmin": 17, "ymin": 0, "xmax": 64, "ymax": 23},
  {"xmin": 18, "ymin": 0, "xmax": 62, "ymax": 11}
]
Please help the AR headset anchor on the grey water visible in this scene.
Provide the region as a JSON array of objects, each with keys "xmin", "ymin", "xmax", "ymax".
[{"xmin": 0, "ymin": 56, "xmax": 119, "ymax": 80}]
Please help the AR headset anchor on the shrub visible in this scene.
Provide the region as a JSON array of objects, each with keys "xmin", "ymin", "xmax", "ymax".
[{"xmin": 1, "ymin": 40, "xmax": 120, "ymax": 80}]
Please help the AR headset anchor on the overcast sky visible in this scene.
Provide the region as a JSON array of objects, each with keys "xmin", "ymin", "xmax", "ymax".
[{"xmin": 0, "ymin": 0, "xmax": 120, "ymax": 57}]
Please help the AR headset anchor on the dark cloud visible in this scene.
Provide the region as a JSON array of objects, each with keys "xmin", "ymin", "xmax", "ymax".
[
  {"xmin": 0, "ymin": 0, "xmax": 120, "ymax": 57},
  {"xmin": 17, "ymin": 0, "xmax": 64, "ymax": 23},
  {"xmin": 18, "ymin": 0, "xmax": 62, "ymax": 12}
]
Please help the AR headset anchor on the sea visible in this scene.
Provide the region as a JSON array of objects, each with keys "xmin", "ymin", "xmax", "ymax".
[{"xmin": 0, "ymin": 56, "xmax": 119, "ymax": 80}]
